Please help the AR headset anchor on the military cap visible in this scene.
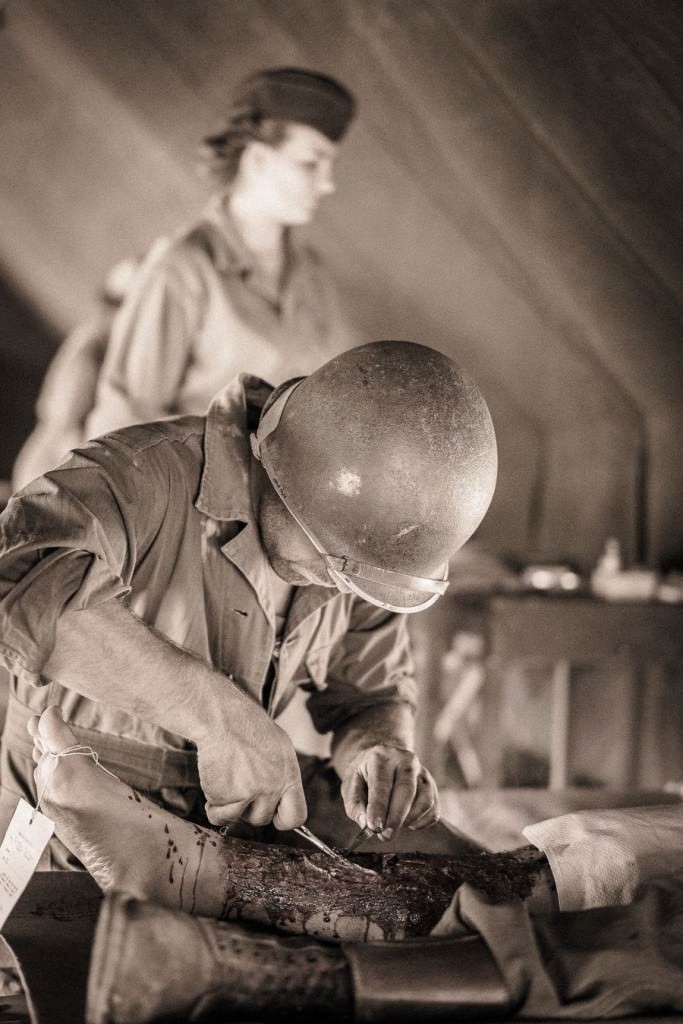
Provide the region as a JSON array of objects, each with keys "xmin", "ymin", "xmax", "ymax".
[{"xmin": 229, "ymin": 67, "xmax": 355, "ymax": 142}]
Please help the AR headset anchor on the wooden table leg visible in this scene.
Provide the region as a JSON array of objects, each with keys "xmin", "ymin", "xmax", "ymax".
[{"xmin": 549, "ymin": 659, "xmax": 571, "ymax": 789}]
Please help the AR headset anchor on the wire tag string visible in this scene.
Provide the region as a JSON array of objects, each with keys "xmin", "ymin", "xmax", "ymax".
[
  {"xmin": 34, "ymin": 745, "xmax": 236, "ymax": 841},
  {"xmin": 33, "ymin": 743, "xmax": 122, "ymax": 822},
  {"xmin": 0, "ymin": 745, "xmax": 122, "ymax": 929}
]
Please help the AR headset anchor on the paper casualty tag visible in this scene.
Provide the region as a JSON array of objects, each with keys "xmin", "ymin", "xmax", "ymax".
[{"xmin": 0, "ymin": 798, "xmax": 54, "ymax": 930}]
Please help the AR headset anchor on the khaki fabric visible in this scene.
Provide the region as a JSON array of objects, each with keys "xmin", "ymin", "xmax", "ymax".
[
  {"xmin": 85, "ymin": 196, "xmax": 356, "ymax": 438},
  {"xmin": 435, "ymin": 876, "xmax": 683, "ymax": 1017},
  {"xmin": 0, "ymin": 376, "xmax": 416, "ymax": 862}
]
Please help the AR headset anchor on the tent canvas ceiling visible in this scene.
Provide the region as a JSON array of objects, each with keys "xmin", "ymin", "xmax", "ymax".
[{"xmin": 1, "ymin": 0, "xmax": 681, "ymax": 572}]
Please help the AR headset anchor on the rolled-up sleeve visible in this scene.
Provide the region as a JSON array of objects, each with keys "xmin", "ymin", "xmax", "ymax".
[
  {"xmin": 0, "ymin": 440, "xmax": 157, "ymax": 682},
  {"xmin": 305, "ymin": 599, "xmax": 417, "ymax": 735}
]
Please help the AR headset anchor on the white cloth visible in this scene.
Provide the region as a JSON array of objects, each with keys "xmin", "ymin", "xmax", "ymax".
[{"xmin": 523, "ymin": 802, "xmax": 683, "ymax": 910}]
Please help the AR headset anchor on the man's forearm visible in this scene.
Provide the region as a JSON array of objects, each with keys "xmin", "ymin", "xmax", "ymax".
[
  {"xmin": 41, "ymin": 596, "xmax": 307, "ymax": 830},
  {"xmin": 43, "ymin": 598, "xmax": 253, "ymax": 745}
]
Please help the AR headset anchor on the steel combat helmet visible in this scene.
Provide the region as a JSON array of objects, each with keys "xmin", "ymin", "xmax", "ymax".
[{"xmin": 251, "ymin": 340, "xmax": 497, "ymax": 612}]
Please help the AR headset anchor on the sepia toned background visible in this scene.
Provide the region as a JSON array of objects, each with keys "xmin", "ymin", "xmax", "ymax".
[
  {"xmin": 1, "ymin": 0, "xmax": 683, "ymax": 807},
  {"xmin": 1, "ymin": 0, "xmax": 682, "ymax": 573}
]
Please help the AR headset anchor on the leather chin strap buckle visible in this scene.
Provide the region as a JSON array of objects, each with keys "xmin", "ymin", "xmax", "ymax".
[{"xmin": 344, "ymin": 934, "xmax": 517, "ymax": 1023}]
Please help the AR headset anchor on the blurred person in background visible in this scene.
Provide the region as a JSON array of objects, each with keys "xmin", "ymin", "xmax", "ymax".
[
  {"xmin": 84, "ymin": 67, "xmax": 358, "ymax": 440},
  {"xmin": 10, "ymin": 255, "xmax": 142, "ymax": 491},
  {"xmin": 8, "ymin": 67, "xmax": 358, "ymax": 757}
]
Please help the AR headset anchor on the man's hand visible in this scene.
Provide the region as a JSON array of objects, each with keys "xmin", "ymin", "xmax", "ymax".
[
  {"xmin": 340, "ymin": 743, "xmax": 440, "ymax": 841},
  {"xmin": 44, "ymin": 600, "xmax": 308, "ymax": 832},
  {"xmin": 197, "ymin": 704, "xmax": 307, "ymax": 831}
]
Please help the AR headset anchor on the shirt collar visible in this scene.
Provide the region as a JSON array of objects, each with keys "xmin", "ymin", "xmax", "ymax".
[
  {"xmin": 201, "ymin": 194, "xmax": 253, "ymax": 276},
  {"xmin": 195, "ymin": 372, "xmax": 340, "ymax": 622},
  {"xmin": 201, "ymin": 193, "xmax": 294, "ymax": 278},
  {"xmin": 195, "ymin": 372, "xmax": 271, "ymax": 523}
]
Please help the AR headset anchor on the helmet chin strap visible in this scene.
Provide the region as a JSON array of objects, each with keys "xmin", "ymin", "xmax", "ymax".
[
  {"xmin": 250, "ymin": 379, "xmax": 304, "ymax": 461},
  {"xmin": 324, "ymin": 562, "xmax": 445, "ymax": 614},
  {"xmin": 250, "ymin": 382, "xmax": 449, "ymax": 613},
  {"xmin": 324, "ymin": 556, "xmax": 447, "ymax": 595}
]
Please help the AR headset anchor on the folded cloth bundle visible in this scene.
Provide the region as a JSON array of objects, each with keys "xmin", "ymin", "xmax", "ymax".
[{"xmin": 523, "ymin": 803, "xmax": 683, "ymax": 910}]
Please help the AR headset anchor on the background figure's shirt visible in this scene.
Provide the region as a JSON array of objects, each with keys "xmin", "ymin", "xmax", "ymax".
[
  {"xmin": 11, "ymin": 311, "xmax": 112, "ymax": 491},
  {"xmin": 11, "ymin": 241, "xmax": 168, "ymax": 491},
  {"xmin": 85, "ymin": 196, "xmax": 357, "ymax": 439}
]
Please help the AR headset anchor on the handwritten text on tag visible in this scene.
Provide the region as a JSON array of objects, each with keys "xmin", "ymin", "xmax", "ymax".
[{"xmin": 0, "ymin": 798, "xmax": 54, "ymax": 930}]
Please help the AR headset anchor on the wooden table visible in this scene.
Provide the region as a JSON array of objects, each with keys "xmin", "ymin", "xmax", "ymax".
[
  {"xmin": 482, "ymin": 594, "xmax": 683, "ymax": 788},
  {"xmin": 2, "ymin": 872, "xmax": 101, "ymax": 1024}
]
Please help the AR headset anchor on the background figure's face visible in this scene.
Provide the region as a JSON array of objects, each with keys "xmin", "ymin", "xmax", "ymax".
[
  {"xmin": 257, "ymin": 479, "xmax": 336, "ymax": 588},
  {"xmin": 251, "ymin": 123, "xmax": 338, "ymax": 226}
]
